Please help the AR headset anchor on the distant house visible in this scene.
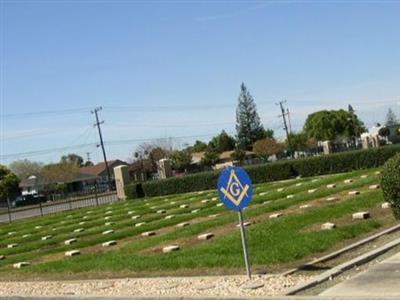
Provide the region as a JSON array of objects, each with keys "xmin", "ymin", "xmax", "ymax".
[
  {"xmin": 79, "ymin": 160, "xmax": 129, "ymax": 185},
  {"xmin": 19, "ymin": 172, "xmax": 99, "ymax": 196},
  {"xmin": 19, "ymin": 160, "xmax": 128, "ymax": 196}
]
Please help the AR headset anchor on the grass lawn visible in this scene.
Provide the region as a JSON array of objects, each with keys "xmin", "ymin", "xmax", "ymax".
[{"xmin": 0, "ymin": 167, "xmax": 394, "ymax": 280}]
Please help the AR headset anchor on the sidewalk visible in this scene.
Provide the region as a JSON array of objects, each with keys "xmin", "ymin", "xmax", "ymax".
[{"xmin": 320, "ymin": 251, "xmax": 400, "ymax": 297}]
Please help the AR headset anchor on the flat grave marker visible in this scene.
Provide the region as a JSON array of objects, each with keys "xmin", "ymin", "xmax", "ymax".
[
  {"xmin": 163, "ymin": 245, "xmax": 180, "ymax": 253},
  {"xmin": 198, "ymin": 233, "xmax": 214, "ymax": 240},
  {"xmin": 102, "ymin": 240, "xmax": 117, "ymax": 247}
]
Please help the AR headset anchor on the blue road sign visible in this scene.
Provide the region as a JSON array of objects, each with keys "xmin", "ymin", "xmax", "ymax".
[{"xmin": 217, "ymin": 166, "xmax": 253, "ymax": 212}]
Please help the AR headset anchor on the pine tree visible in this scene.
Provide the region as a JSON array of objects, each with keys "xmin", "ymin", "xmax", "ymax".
[
  {"xmin": 235, "ymin": 83, "xmax": 264, "ymax": 149},
  {"xmin": 385, "ymin": 108, "xmax": 398, "ymax": 126}
]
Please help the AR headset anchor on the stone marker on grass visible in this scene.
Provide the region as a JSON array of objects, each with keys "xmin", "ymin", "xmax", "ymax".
[
  {"xmin": 65, "ymin": 238, "xmax": 77, "ymax": 245},
  {"xmin": 348, "ymin": 191, "xmax": 360, "ymax": 196},
  {"xmin": 369, "ymin": 184, "xmax": 380, "ymax": 189},
  {"xmin": 277, "ymin": 188, "xmax": 284, "ymax": 192},
  {"xmin": 7, "ymin": 231, "xmax": 16, "ymax": 236},
  {"xmin": 79, "ymin": 222, "xmax": 86, "ymax": 225},
  {"xmin": 321, "ymin": 222, "xmax": 336, "ymax": 230},
  {"xmin": 201, "ymin": 199, "xmax": 210, "ymax": 204},
  {"xmin": 308, "ymin": 189, "xmax": 317, "ymax": 193},
  {"xmin": 216, "ymin": 203, "xmax": 223, "ymax": 207},
  {"xmin": 198, "ymin": 233, "xmax": 214, "ymax": 240},
  {"xmin": 300, "ymin": 204, "xmax": 311, "ymax": 209},
  {"xmin": 269, "ymin": 213, "xmax": 283, "ymax": 219},
  {"xmin": 259, "ymin": 192, "xmax": 267, "ymax": 196},
  {"xmin": 105, "ymin": 222, "xmax": 114, "ymax": 226},
  {"xmin": 209, "ymin": 214, "xmax": 219, "ymax": 218},
  {"xmin": 211, "ymin": 197, "xmax": 218, "ymax": 201},
  {"xmin": 73, "ymin": 228, "xmax": 84, "ymax": 233},
  {"xmin": 65, "ymin": 250, "xmax": 80, "ymax": 257},
  {"xmin": 191, "ymin": 208, "xmax": 201, "ymax": 213},
  {"xmin": 83, "ymin": 216, "xmax": 89, "ymax": 220},
  {"xmin": 236, "ymin": 221, "xmax": 252, "ymax": 227},
  {"xmin": 375, "ymin": 171, "xmax": 381, "ymax": 175},
  {"xmin": 22, "ymin": 234, "xmax": 31, "ymax": 238},
  {"xmin": 179, "ymin": 204, "xmax": 188, "ymax": 208},
  {"xmin": 176, "ymin": 222, "xmax": 190, "ymax": 228},
  {"xmin": 102, "ymin": 230, "xmax": 114, "ymax": 235},
  {"xmin": 131, "ymin": 215, "xmax": 141, "ymax": 220},
  {"xmin": 326, "ymin": 184, "xmax": 336, "ymax": 188},
  {"xmin": 35, "ymin": 226, "xmax": 42, "ymax": 229},
  {"xmin": 326, "ymin": 196, "xmax": 339, "ymax": 202},
  {"xmin": 102, "ymin": 240, "xmax": 117, "ymax": 247},
  {"xmin": 142, "ymin": 231, "xmax": 156, "ymax": 237},
  {"xmin": 170, "ymin": 201, "xmax": 176, "ymax": 205},
  {"xmin": 104, "ymin": 216, "xmax": 112, "ymax": 220},
  {"xmin": 105, "ymin": 211, "xmax": 113, "ymax": 215},
  {"xmin": 41, "ymin": 235, "xmax": 52, "ymax": 241},
  {"xmin": 128, "ymin": 211, "xmax": 135, "ymax": 215},
  {"xmin": 382, "ymin": 202, "xmax": 391, "ymax": 209},
  {"xmin": 0, "ymin": 255, "xmax": 5, "ymax": 260},
  {"xmin": 13, "ymin": 262, "xmax": 30, "ymax": 269},
  {"xmin": 286, "ymin": 194, "xmax": 294, "ymax": 199},
  {"xmin": 135, "ymin": 222, "xmax": 146, "ymax": 227},
  {"xmin": 361, "ymin": 175, "xmax": 368, "ymax": 178},
  {"xmin": 296, "ymin": 183, "xmax": 303, "ymax": 187},
  {"xmin": 7, "ymin": 243, "xmax": 18, "ymax": 248},
  {"xmin": 162, "ymin": 245, "xmax": 180, "ymax": 253},
  {"xmin": 165, "ymin": 215, "xmax": 175, "ymax": 220},
  {"xmin": 311, "ymin": 178, "xmax": 320, "ymax": 182},
  {"xmin": 344, "ymin": 179, "xmax": 353, "ymax": 184},
  {"xmin": 352, "ymin": 211, "xmax": 370, "ymax": 220}
]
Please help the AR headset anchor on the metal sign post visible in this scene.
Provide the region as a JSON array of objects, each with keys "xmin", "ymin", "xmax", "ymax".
[
  {"xmin": 238, "ymin": 209, "xmax": 251, "ymax": 279},
  {"xmin": 217, "ymin": 166, "xmax": 253, "ymax": 280}
]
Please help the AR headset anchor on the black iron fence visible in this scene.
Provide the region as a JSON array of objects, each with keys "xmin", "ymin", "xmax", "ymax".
[{"xmin": 0, "ymin": 189, "xmax": 118, "ymax": 224}]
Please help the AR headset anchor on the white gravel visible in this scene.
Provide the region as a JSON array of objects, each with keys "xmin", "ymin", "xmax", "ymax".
[{"xmin": 0, "ymin": 274, "xmax": 310, "ymax": 297}]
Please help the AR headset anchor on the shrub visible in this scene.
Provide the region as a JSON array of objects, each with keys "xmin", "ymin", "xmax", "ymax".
[
  {"xmin": 381, "ymin": 153, "xmax": 400, "ymax": 219},
  {"xmin": 124, "ymin": 183, "xmax": 145, "ymax": 199},
  {"xmin": 134, "ymin": 145, "xmax": 400, "ymax": 198},
  {"xmin": 142, "ymin": 172, "xmax": 219, "ymax": 197}
]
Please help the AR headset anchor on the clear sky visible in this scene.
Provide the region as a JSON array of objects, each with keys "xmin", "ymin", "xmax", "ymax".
[{"xmin": 1, "ymin": 0, "xmax": 399, "ymax": 165}]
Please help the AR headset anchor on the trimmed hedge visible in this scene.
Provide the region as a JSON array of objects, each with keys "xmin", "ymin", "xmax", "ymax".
[
  {"xmin": 125, "ymin": 145, "xmax": 400, "ymax": 198},
  {"xmin": 381, "ymin": 153, "xmax": 400, "ymax": 219},
  {"xmin": 124, "ymin": 182, "xmax": 144, "ymax": 199}
]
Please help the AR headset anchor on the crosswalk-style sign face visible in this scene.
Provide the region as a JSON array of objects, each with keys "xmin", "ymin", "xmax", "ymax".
[{"xmin": 217, "ymin": 166, "xmax": 253, "ymax": 211}]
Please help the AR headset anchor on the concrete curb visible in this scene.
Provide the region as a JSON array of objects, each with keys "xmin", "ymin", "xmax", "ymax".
[
  {"xmin": 282, "ymin": 223, "xmax": 400, "ymax": 276},
  {"xmin": 284, "ymin": 237, "xmax": 400, "ymax": 295}
]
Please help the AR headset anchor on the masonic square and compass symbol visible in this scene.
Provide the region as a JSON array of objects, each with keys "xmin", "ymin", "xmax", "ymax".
[{"xmin": 217, "ymin": 166, "xmax": 253, "ymax": 211}]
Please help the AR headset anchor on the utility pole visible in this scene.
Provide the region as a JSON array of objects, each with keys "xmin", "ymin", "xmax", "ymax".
[
  {"xmin": 286, "ymin": 108, "xmax": 292, "ymax": 134},
  {"xmin": 86, "ymin": 152, "xmax": 91, "ymax": 163},
  {"xmin": 91, "ymin": 107, "xmax": 112, "ymax": 188},
  {"xmin": 276, "ymin": 100, "xmax": 294, "ymax": 158}
]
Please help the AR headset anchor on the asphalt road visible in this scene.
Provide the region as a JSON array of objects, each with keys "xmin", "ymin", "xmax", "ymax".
[{"xmin": 0, "ymin": 193, "xmax": 118, "ymax": 223}]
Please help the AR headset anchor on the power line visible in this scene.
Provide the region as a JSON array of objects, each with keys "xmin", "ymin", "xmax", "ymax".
[
  {"xmin": 1, "ymin": 107, "xmax": 90, "ymax": 119},
  {"xmin": 0, "ymin": 132, "xmax": 230, "ymax": 160}
]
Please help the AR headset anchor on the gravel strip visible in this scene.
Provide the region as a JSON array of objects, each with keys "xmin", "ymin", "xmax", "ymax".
[{"xmin": 0, "ymin": 275, "xmax": 310, "ymax": 297}]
